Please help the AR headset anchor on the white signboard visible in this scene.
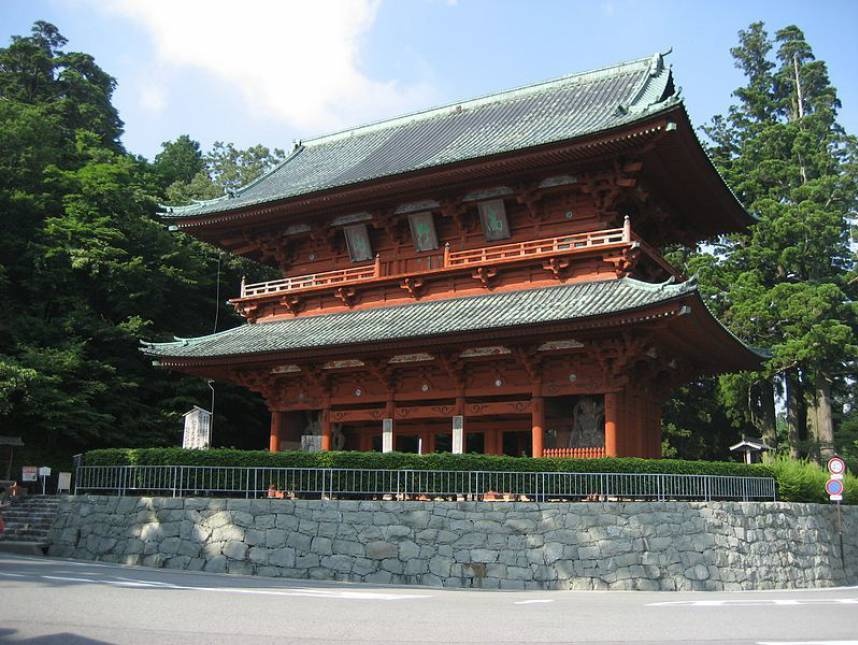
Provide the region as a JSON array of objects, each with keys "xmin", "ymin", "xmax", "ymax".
[
  {"xmin": 182, "ymin": 407, "xmax": 212, "ymax": 450},
  {"xmin": 38, "ymin": 466, "xmax": 51, "ymax": 477},
  {"xmin": 301, "ymin": 435, "xmax": 322, "ymax": 453},
  {"xmin": 22, "ymin": 466, "xmax": 37, "ymax": 482},
  {"xmin": 452, "ymin": 415, "xmax": 464, "ymax": 454},
  {"xmin": 382, "ymin": 418, "xmax": 393, "ymax": 453},
  {"xmin": 57, "ymin": 472, "xmax": 72, "ymax": 493}
]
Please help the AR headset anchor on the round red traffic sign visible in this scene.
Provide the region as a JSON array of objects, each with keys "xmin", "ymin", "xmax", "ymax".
[
  {"xmin": 825, "ymin": 478, "xmax": 844, "ymax": 496},
  {"xmin": 827, "ymin": 456, "xmax": 846, "ymax": 476}
]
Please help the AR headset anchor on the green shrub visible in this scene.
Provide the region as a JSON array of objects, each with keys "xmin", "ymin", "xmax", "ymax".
[
  {"xmin": 84, "ymin": 447, "xmax": 770, "ymax": 477},
  {"xmin": 767, "ymin": 456, "xmax": 858, "ymax": 505}
]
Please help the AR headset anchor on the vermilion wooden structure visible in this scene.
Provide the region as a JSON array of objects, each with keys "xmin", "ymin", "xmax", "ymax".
[{"xmin": 143, "ymin": 53, "xmax": 761, "ymax": 458}]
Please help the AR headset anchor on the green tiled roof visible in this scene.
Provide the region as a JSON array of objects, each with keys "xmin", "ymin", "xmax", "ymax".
[
  {"xmin": 162, "ymin": 53, "xmax": 677, "ymax": 220},
  {"xmin": 141, "ymin": 277, "xmax": 697, "ymax": 360}
]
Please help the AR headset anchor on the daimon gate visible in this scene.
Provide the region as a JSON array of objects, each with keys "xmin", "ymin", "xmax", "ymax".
[{"xmin": 143, "ymin": 52, "xmax": 761, "ymax": 458}]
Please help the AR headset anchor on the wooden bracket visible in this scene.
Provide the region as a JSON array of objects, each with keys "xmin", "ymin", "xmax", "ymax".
[
  {"xmin": 335, "ymin": 286, "xmax": 358, "ymax": 307},
  {"xmin": 513, "ymin": 346, "xmax": 541, "ymax": 383},
  {"xmin": 471, "ymin": 266, "xmax": 498, "ymax": 289},
  {"xmin": 365, "ymin": 358, "xmax": 396, "ymax": 392},
  {"xmin": 233, "ymin": 301, "xmax": 260, "ymax": 323},
  {"xmin": 604, "ymin": 244, "xmax": 641, "ymax": 278},
  {"xmin": 372, "ymin": 209, "xmax": 405, "ymax": 246},
  {"xmin": 438, "ymin": 353, "xmax": 466, "ymax": 391},
  {"xmin": 400, "ymin": 277, "xmax": 425, "ymax": 299},
  {"xmin": 280, "ymin": 295, "xmax": 303, "ymax": 316},
  {"xmin": 440, "ymin": 198, "xmax": 473, "ymax": 240},
  {"xmin": 541, "ymin": 257, "xmax": 571, "ymax": 280},
  {"xmin": 515, "ymin": 182, "xmax": 544, "ymax": 223}
]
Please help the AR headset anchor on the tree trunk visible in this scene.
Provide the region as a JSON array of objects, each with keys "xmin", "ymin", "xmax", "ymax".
[
  {"xmin": 750, "ymin": 378, "xmax": 777, "ymax": 462},
  {"xmin": 785, "ymin": 369, "xmax": 805, "ymax": 459},
  {"xmin": 808, "ymin": 372, "xmax": 835, "ymax": 460}
]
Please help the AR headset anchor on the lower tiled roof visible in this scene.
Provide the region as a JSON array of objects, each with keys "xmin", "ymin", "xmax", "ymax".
[{"xmin": 141, "ymin": 278, "xmax": 697, "ymax": 361}]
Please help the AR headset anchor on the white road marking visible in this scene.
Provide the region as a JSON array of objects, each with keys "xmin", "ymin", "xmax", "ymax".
[
  {"xmin": 513, "ymin": 599, "xmax": 555, "ymax": 605},
  {"xmin": 0, "ymin": 572, "xmax": 26, "ymax": 578},
  {"xmin": 758, "ymin": 641, "xmax": 858, "ymax": 645},
  {"xmin": 33, "ymin": 572, "xmax": 430, "ymax": 600},
  {"xmin": 649, "ymin": 598, "xmax": 858, "ymax": 607}
]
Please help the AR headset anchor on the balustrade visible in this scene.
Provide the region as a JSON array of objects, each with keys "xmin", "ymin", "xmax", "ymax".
[
  {"xmin": 240, "ymin": 222, "xmax": 634, "ymax": 299},
  {"xmin": 543, "ymin": 447, "xmax": 606, "ymax": 459}
]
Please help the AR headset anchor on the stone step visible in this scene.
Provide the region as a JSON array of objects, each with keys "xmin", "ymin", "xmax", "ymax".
[
  {"xmin": 3, "ymin": 511, "xmax": 57, "ymax": 522},
  {"xmin": 2, "ymin": 495, "xmax": 60, "ymax": 546},
  {"xmin": 0, "ymin": 531, "xmax": 50, "ymax": 541}
]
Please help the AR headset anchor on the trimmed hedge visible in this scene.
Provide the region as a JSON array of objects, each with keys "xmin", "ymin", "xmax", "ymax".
[{"xmin": 84, "ymin": 447, "xmax": 771, "ymax": 477}]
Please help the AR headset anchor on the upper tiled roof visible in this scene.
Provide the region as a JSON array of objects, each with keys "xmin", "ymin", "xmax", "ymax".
[
  {"xmin": 141, "ymin": 277, "xmax": 697, "ymax": 360},
  {"xmin": 163, "ymin": 53, "xmax": 677, "ymax": 220}
]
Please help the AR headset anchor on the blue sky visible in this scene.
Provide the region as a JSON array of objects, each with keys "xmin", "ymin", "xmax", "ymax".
[{"xmin": 2, "ymin": 0, "xmax": 856, "ymax": 161}]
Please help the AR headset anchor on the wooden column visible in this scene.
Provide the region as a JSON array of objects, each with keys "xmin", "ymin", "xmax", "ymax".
[
  {"xmin": 604, "ymin": 391, "xmax": 618, "ymax": 457},
  {"xmin": 531, "ymin": 393, "xmax": 544, "ymax": 458},
  {"xmin": 489, "ymin": 429, "xmax": 503, "ymax": 456},
  {"xmin": 359, "ymin": 431, "xmax": 372, "ymax": 452},
  {"xmin": 269, "ymin": 411, "xmax": 285, "ymax": 453},
  {"xmin": 320, "ymin": 407, "xmax": 332, "ymax": 451}
]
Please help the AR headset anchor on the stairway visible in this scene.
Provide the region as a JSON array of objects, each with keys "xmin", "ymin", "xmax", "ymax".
[{"xmin": 0, "ymin": 495, "xmax": 60, "ymax": 554}]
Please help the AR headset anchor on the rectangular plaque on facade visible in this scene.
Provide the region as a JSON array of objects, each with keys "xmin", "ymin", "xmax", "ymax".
[
  {"xmin": 477, "ymin": 199, "xmax": 510, "ymax": 241},
  {"xmin": 452, "ymin": 415, "xmax": 464, "ymax": 454},
  {"xmin": 382, "ymin": 418, "xmax": 393, "ymax": 453},
  {"xmin": 344, "ymin": 224, "xmax": 373, "ymax": 262},
  {"xmin": 408, "ymin": 211, "xmax": 439, "ymax": 251}
]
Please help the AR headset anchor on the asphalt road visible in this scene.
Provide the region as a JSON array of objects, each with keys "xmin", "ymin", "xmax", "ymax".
[{"xmin": 0, "ymin": 554, "xmax": 856, "ymax": 644}]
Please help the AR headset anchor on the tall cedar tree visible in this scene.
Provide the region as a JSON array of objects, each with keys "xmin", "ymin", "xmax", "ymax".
[
  {"xmin": 0, "ymin": 23, "xmax": 280, "ymax": 468},
  {"xmin": 698, "ymin": 23, "xmax": 858, "ymax": 461}
]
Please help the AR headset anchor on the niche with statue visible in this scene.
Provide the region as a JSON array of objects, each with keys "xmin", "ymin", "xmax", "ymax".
[{"xmin": 544, "ymin": 395, "xmax": 605, "ymax": 449}]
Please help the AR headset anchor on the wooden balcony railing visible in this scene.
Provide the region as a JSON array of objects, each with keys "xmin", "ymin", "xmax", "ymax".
[
  {"xmin": 543, "ymin": 447, "xmax": 606, "ymax": 459},
  {"xmin": 243, "ymin": 256, "xmax": 381, "ymax": 297},
  {"xmin": 240, "ymin": 220, "xmax": 633, "ymax": 299},
  {"xmin": 444, "ymin": 226, "xmax": 627, "ymax": 267}
]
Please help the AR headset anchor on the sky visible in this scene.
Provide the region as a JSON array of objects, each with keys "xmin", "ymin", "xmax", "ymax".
[{"xmin": 2, "ymin": 0, "xmax": 857, "ymax": 161}]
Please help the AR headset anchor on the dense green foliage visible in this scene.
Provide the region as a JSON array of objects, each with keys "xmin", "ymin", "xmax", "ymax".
[
  {"xmin": 664, "ymin": 22, "xmax": 857, "ymax": 462},
  {"xmin": 766, "ymin": 456, "xmax": 858, "ymax": 504},
  {"xmin": 0, "ymin": 23, "xmax": 281, "ymax": 472}
]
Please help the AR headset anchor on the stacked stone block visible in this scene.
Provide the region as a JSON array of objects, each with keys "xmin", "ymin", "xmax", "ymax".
[{"xmin": 48, "ymin": 497, "xmax": 857, "ymax": 590}]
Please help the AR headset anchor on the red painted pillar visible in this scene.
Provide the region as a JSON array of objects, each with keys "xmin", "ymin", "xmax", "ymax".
[
  {"xmin": 531, "ymin": 395, "xmax": 544, "ymax": 458},
  {"xmin": 604, "ymin": 392, "xmax": 618, "ymax": 457},
  {"xmin": 269, "ymin": 411, "xmax": 285, "ymax": 453},
  {"xmin": 320, "ymin": 407, "xmax": 332, "ymax": 451}
]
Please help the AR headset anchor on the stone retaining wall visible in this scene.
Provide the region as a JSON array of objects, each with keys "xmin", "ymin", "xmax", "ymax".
[{"xmin": 47, "ymin": 497, "xmax": 857, "ymax": 590}]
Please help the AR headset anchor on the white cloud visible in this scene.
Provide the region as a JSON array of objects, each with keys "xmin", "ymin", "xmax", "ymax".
[
  {"xmin": 137, "ymin": 77, "xmax": 166, "ymax": 114},
  {"xmin": 99, "ymin": 0, "xmax": 435, "ymax": 135}
]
